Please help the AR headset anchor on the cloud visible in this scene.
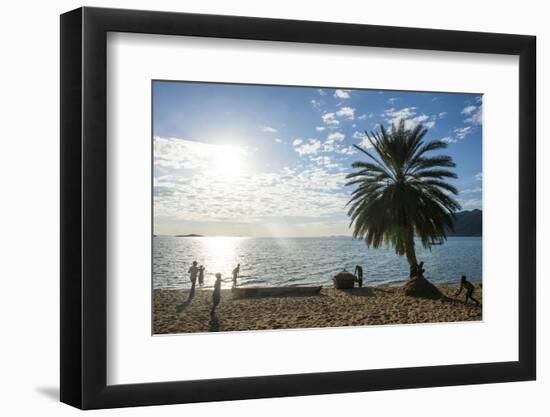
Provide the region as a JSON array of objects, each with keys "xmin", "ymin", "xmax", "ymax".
[
  {"xmin": 274, "ymin": 138, "xmax": 283, "ymax": 143},
  {"xmin": 440, "ymin": 136, "xmax": 457, "ymax": 144},
  {"xmin": 383, "ymin": 107, "xmax": 436, "ymax": 130},
  {"xmin": 309, "ymin": 155, "xmax": 339, "ymax": 169},
  {"xmin": 465, "ymin": 108, "xmax": 482, "ymax": 125},
  {"xmin": 294, "ymin": 138, "xmax": 322, "ymax": 155},
  {"xmin": 317, "ymin": 89, "xmax": 326, "ymax": 96},
  {"xmin": 359, "ymin": 137, "xmax": 373, "ymax": 149},
  {"xmin": 154, "ymin": 136, "xmax": 351, "ymax": 225},
  {"xmin": 261, "ymin": 126, "xmax": 278, "ymax": 133},
  {"xmin": 410, "ymin": 114, "xmax": 430, "ymax": 124},
  {"xmin": 311, "ymin": 99, "xmax": 322, "ymax": 109},
  {"xmin": 335, "ymin": 106, "xmax": 355, "ymax": 120},
  {"xmin": 352, "ymin": 131, "xmax": 365, "ymax": 140},
  {"xmin": 462, "ymin": 103, "xmax": 482, "ymax": 126},
  {"xmin": 462, "ymin": 105, "xmax": 477, "ymax": 115},
  {"xmin": 334, "ymin": 89, "xmax": 351, "ymax": 99},
  {"xmin": 155, "ymin": 168, "xmax": 349, "ymax": 223},
  {"xmin": 475, "ymin": 172, "xmax": 483, "ymax": 181},
  {"xmin": 358, "ymin": 112, "xmax": 374, "ymax": 120},
  {"xmin": 292, "ymin": 138, "xmax": 303, "ymax": 146},
  {"xmin": 315, "ymin": 126, "xmax": 326, "ymax": 132},
  {"xmin": 423, "ymin": 119, "xmax": 436, "ymax": 129},
  {"xmin": 439, "ymin": 112, "xmax": 447, "ymax": 119},
  {"xmin": 458, "ymin": 199, "xmax": 482, "ymax": 209},
  {"xmin": 460, "ymin": 187, "xmax": 482, "ymax": 194},
  {"xmin": 454, "ymin": 126, "xmax": 472, "ymax": 139},
  {"xmin": 153, "ymin": 136, "xmax": 249, "ymax": 171},
  {"xmin": 387, "ymin": 98, "xmax": 399, "ymax": 104},
  {"xmin": 326, "ymin": 132, "xmax": 345, "ymax": 144},
  {"xmin": 351, "ymin": 131, "xmax": 373, "ymax": 149},
  {"xmin": 322, "ymin": 112, "xmax": 340, "ymax": 126},
  {"xmin": 383, "ymin": 107, "xmax": 416, "ymax": 121},
  {"xmin": 336, "ymin": 146, "xmax": 357, "ymax": 155}
]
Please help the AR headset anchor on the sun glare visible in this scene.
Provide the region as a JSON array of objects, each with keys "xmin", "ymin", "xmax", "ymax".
[
  {"xmin": 202, "ymin": 236, "xmax": 242, "ymax": 287},
  {"xmin": 211, "ymin": 145, "xmax": 248, "ymax": 179}
]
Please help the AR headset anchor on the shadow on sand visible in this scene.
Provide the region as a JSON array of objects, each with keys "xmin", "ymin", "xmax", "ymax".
[
  {"xmin": 175, "ymin": 289, "xmax": 195, "ymax": 313},
  {"xmin": 341, "ymin": 287, "xmax": 376, "ymax": 297},
  {"xmin": 441, "ymin": 295, "xmax": 482, "ymax": 308},
  {"xmin": 208, "ymin": 314, "xmax": 220, "ymax": 332}
]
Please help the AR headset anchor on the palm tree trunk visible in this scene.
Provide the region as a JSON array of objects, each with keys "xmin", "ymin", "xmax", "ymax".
[{"xmin": 404, "ymin": 233, "xmax": 418, "ymax": 279}]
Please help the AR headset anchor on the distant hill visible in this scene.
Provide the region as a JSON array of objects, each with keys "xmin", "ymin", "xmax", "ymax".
[
  {"xmin": 174, "ymin": 234, "xmax": 204, "ymax": 237},
  {"xmin": 447, "ymin": 209, "xmax": 482, "ymax": 236}
]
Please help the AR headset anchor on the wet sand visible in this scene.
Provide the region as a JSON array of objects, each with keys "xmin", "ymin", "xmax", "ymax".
[{"xmin": 153, "ymin": 284, "xmax": 482, "ymax": 334}]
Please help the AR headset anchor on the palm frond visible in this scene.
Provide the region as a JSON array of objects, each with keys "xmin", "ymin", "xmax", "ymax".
[{"xmin": 345, "ymin": 119, "xmax": 461, "ymax": 257}]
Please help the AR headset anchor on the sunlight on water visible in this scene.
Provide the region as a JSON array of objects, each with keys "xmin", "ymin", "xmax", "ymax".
[
  {"xmin": 153, "ymin": 236, "xmax": 482, "ymax": 290},
  {"xmin": 201, "ymin": 237, "xmax": 242, "ymax": 288}
]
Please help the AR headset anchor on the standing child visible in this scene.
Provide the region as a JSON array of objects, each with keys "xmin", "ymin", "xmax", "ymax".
[
  {"xmin": 232, "ymin": 263, "xmax": 240, "ymax": 287},
  {"xmin": 198, "ymin": 265, "xmax": 205, "ymax": 286},
  {"xmin": 211, "ymin": 273, "xmax": 222, "ymax": 315},
  {"xmin": 187, "ymin": 261, "xmax": 198, "ymax": 298},
  {"xmin": 354, "ymin": 265, "xmax": 364, "ymax": 288}
]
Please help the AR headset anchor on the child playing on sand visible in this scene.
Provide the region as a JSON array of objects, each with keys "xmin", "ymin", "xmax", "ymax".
[
  {"xmin": 211, "ymin": 273, "xmax": 222, "ymax": 315},
  {"xmin": 455, "ymin": 275, "xmax": 480, "ymax": 305}
]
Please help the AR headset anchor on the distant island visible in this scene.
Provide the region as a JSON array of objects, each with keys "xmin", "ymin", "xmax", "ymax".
[
  {"xmin": 162, "ymin": 211, "xmax": 481, "ymax": 239},
  {"xmin": 174, "ymin": 234, "xmax": 204, "ymax": 237},
  {"xmin": 448, "ymin": 209, "xmax": 482, "ymax": 237}
]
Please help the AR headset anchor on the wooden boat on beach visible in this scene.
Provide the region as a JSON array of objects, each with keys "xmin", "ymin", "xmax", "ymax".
[{"xmin": 232, "ymin": 286, "xmax": 322, "ymax": 298}]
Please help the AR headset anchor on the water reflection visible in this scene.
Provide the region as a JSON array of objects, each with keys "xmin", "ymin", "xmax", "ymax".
[
  {"xmin": 201, "ymin": 237, "xmax": 243, "ymax": 288},
  {"xmin": 153, "ymin": 236, "xmax": 482, "ymax": 290}
]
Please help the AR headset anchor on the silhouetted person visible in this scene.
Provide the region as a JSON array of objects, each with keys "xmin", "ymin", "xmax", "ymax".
[
  {"xmin": 455, "ymin": 275, "xmax": 480, "ymax": 305},
  {"xmin": 198, "ymin": 265, "xmax": 205, "ymax": 287},
  {"xmin": 417, "ymin": 261, "xmax": 425, "ymax": 278},
  {"xmin": 211, "ymin": 273, "xmax": 222, "ymax": 315},
  {"xmin": 410, "ymin": 261, "xmax": 425, "ymax": 278},
  {"xmin": 354, "ymin": 265, "xmax": 364, "ymax": 288},
  {"xmin": 232, "ymin": 263, "xmax": 240, "ymax": 287},
  {"xmin": 188, "ymin": 261, "xmax": 198, "ymax": 297}
]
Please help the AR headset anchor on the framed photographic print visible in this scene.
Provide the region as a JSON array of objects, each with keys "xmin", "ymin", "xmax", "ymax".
[{"xmin": 60, "ymin": 6, "xmax": 536, "ymax": 409}]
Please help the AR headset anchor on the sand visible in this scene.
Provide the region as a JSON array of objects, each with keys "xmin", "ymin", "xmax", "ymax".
[{"xmin": 153, "ymin": 284, "xmax": 482, "ymax": 334}]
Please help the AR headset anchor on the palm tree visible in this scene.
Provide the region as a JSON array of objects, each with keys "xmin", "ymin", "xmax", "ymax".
[{"xmin": 346, "ymin": 120, "xmax": 461, "ymax": 286}]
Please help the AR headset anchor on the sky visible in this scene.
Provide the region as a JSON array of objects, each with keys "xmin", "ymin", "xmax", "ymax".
[{"xmin": 153, "ymin": 81, "xmax": 482, "ymax": 237}]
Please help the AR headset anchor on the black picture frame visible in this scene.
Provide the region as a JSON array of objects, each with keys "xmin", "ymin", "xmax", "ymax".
[{"xmin": 60, "ymin": 6, "xmax": 536, "ymax": 410}]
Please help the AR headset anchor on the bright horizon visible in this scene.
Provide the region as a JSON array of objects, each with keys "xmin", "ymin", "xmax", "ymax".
[{"xmin": 153, "ymin": 81, "xmax": 482, "ymax": 237}]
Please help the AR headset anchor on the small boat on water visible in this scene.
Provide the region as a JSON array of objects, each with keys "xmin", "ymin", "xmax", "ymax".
[{"xmin": 232, "ymin": 286, "xmax": 322, "ymax": 298}]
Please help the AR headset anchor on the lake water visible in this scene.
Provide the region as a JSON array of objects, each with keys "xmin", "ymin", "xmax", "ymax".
[{"xmin": 153, "ymin": 236, "xmax": 482, "ymax": 289}]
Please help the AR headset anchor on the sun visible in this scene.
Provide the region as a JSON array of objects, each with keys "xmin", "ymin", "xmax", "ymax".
[{"xmin": 211, "ymin": 145, "xmax": 248, "ymax": 179}]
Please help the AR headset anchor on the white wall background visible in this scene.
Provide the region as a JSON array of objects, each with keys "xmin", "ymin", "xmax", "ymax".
[{"xmin": 0, "ymin": 0, "xmax": 545, "ymax": 415}]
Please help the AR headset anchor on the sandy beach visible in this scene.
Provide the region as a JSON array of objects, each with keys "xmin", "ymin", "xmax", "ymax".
[{"xmin": 153, "ymin": 284, "xmax": 482, "ymax": 334}]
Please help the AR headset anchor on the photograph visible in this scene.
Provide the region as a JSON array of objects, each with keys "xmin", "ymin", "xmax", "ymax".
[
  {"xmin": 51, "ymin": 3, "xmax": 540, "ymax": 412},
  {"xmin": 152, "ymin": 81, "xmax": 483, "ymax": 334}
]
